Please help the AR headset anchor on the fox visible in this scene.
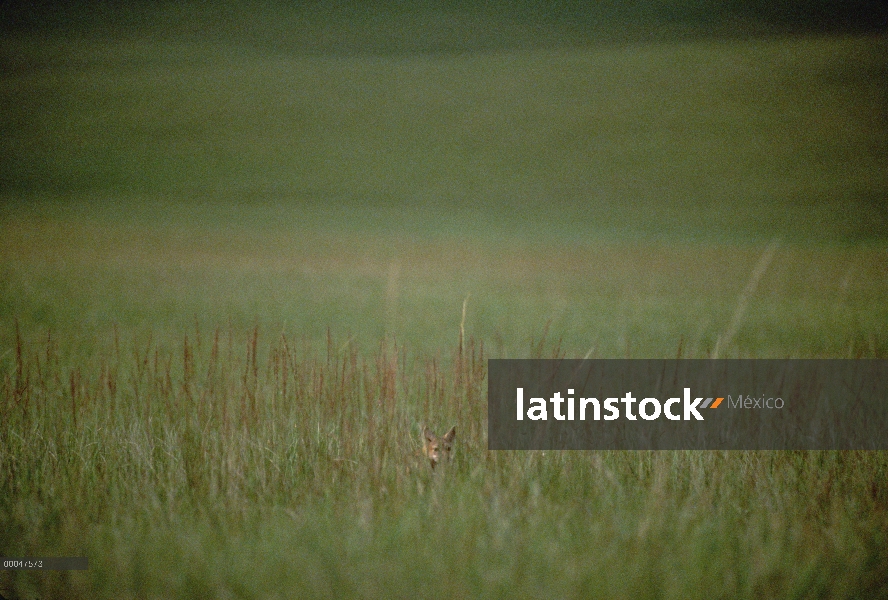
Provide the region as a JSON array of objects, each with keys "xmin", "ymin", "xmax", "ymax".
[{"xmin": 422, "ymin": 425, "xmax": 456, "ymax": 469}]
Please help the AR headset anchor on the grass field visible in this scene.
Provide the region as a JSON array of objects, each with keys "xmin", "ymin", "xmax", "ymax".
[{"xmin": 2, "ymin": 10, "xmax": 888, "ymax": 598}]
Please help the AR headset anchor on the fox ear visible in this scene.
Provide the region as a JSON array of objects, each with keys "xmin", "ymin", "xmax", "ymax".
[
  {"xmin": 423, "ymin": 426, "xmax": 435, "ymax": 442},
  {"xmin": 443, "ymin": 426, "xmax": 456, "ymax": 443}
]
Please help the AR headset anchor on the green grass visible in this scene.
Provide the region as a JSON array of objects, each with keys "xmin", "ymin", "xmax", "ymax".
[
  {"xmin": 3, "ymin": 33, "xmax": 886, "ymax": 242},
  {"xmin": 2, "ymin": 330, "xmax": 887, "ymax": 598},
  {"xmin": 0, "ymin": 331, "xmax": 888, "ymax": 598},
  {"xmin": 1, "ymin": 18, "xmax": 888, "ymax": 599},
  {"xmin": 2, "ymin": 204, "xmax": 887, "ymax": 358}
]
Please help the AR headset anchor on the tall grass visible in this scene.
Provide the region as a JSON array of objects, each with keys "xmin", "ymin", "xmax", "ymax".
[
  {"xmin": 2, "ymin": 326, "xmax": 887, "ymax": 599},
  {"xmin": 2, "ymin": 16, "xmax": 887, "ymax": 598}
]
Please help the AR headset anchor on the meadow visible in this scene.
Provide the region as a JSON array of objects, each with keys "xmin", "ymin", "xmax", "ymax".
[{"xmin": 2, "ymin": 10, "xmax": 888, "ymax": 598}]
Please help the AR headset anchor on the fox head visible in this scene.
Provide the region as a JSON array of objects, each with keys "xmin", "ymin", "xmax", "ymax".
[{"xmin": 422, "ymin": 426, "xmax": 456, "ymax": 469}]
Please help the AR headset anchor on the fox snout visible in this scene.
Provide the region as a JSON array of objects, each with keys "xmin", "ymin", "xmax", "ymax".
[{"xmin": 423, "ymin": 426, "xmax": 456, "ymax": 469}]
